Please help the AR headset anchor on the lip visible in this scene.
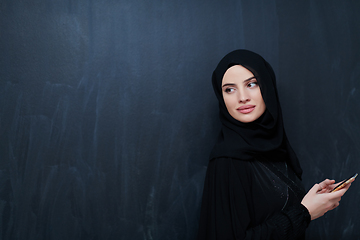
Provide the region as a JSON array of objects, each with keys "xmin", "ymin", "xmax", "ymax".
[{"xmin": 237, "ymin": 105, "xmax": 255, "ymax": 114}]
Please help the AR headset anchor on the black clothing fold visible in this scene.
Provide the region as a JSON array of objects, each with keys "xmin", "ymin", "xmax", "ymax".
[{"xmin": 197, "ymin": 158, "xmax": 310, "ymax": 240}]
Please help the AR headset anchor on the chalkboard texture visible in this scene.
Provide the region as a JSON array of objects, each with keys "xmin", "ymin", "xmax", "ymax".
[{"xmin": 0, "ymin": 1, "xmax": 359, "ymax": 239}]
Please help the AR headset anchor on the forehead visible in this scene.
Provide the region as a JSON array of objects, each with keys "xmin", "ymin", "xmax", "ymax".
[{"xmin": 222, "ymin": 65, "xmax": 254, "ymax": 83}]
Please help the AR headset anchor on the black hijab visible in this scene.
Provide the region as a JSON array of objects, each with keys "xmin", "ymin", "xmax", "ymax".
[{"xmin": 210, "ymin": 49, "xmax": 303, "ymax": 179}]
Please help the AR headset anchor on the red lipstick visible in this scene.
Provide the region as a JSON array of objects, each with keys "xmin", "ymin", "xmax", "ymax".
[{"xmin": 237, "ymin": 105, "xmax": 255, "ymax": 114}]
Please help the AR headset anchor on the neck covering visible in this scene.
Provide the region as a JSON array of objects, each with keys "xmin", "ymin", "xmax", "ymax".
[{"xmin": 210, "ymin": 49, "xmax": 303, "ymax": 179}]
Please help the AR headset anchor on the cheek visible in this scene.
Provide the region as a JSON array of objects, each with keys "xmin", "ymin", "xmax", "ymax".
[
  {"xmin": 259, "ymin": 100, "xmax": 266, "ymax": 114},
  {"xmin": 256, "ymin": 94, "xmax": 266, "ymax": 113},
  {"xmin": 252, "ymin": 89, "xmax": 264, "ymax": 103},
  {"xmin": 223, "ymin": 95, "xmax": 236, "ymax": 111},
  {"xmin": 251, "ymin": 89, "xmax": 266, "ymax": 110}
]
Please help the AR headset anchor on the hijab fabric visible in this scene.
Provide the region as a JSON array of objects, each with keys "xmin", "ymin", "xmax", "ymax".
[{"xmin": 210, "ymin": 49, "xmax": 303, "ymax": 179}]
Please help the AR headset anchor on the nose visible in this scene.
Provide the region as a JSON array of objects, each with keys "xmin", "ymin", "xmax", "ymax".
[
  {"xmin": 238, "ymin": 87, "xmax": 250, "ymax": 104},
  {"xmin": 239, "ymin": 97, "xmax": 250, "ymax": 103},
  {"xmin": 238, "ymin": 90, "xmax": 250, "ymax": 103}
]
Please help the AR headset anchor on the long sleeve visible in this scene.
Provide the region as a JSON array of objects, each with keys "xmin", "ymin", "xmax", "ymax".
[{"xmin": 197, "ymin": 158, "xmax": 311, "ymax": 240}]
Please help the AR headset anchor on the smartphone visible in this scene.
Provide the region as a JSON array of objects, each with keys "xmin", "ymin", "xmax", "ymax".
[{"xmin": 330, "ymin": 173, "xmax": 358, "ymax": 193}]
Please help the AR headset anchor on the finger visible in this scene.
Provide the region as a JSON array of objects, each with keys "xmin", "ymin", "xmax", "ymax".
[
  {"xmin": 319, "ymin": 180, "xmax": 336, "ymax": 192},
  {"xmin": 317, "ymin": 188, "xmax": 328, "ymax": 194},
  {"xmin": 319, "ymin": 179, "xmax": 335, "ymax": 189},
  {"xmin": 338, "ymin": 182, "xmax": 352, "ymax": 192},
  {"xmin": 333, "ymin": 181, "xmax": 343, "ymax": 187},
  {"xmin": 311, "ymin": 183, "xmax": 322, "ymax": 193},
  {"xmin": 330, "ymin": 185, "xmax": 350, "ymax": 196},
  {"xmin": 333, "ymin": 178, "xmax": 353, "ymax": 187},
  {"xmin": 340, "ymin": 182, "xmax": 352, "ymax": 191}
]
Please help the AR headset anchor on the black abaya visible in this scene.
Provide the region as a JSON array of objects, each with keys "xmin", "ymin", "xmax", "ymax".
[{"xmin": 197, "ymin": 50, "xmax": 311, "ymax": 239}]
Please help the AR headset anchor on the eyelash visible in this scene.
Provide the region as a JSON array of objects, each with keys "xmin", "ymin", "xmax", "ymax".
[
  {"xmin": 224, "ymin": 88, "xmax": 235, "ymax": 93},
  {"xmin": 247, "ymin": 81, "xmax": 258, "ymax": 88},
  {"xmin": 223, "ymin": 81, "xmax": 258, "ymax": 93}
]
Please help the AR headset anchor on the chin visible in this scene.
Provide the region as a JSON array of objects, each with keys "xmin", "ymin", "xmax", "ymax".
[{"xmin": 232, "ymin": 113, "xmax": 262, "ymax": 123}]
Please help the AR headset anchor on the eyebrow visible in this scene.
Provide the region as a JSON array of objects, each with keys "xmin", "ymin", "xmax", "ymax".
[{"xmin": 222, "ymin": 76, "xmax": 256, "ymax": 88}]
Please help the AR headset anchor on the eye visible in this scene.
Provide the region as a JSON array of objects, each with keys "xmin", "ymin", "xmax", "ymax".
[
  {"xmin": 224, "ymin": 87, "xmax": 235, "ymax": 93},
  {"xmin": 247, "ymin": 81, "xmax": 258, "ymax": 88}
]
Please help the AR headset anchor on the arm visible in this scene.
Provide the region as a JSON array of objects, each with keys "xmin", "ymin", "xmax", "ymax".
[
  {"xmin": 240, "ymin": 203, "xmax": 310, "ymax": 240},
  {"xmin": 197, "ymin": 158, "xmax": 310, "ymax": 240},
  {"xmin": 244, "ymin": 179, "xmax": 353, "ymax": 239}
]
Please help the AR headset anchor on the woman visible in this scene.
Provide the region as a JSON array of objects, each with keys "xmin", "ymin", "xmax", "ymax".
[{"xmin": 197, "ymin": 49, "xmax": 352, "ymax": 240}]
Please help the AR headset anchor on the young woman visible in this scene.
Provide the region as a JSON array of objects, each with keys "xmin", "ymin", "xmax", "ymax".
[{"xmin": 197, "ymin": 49, "xmax": 352, "ymax": 240}]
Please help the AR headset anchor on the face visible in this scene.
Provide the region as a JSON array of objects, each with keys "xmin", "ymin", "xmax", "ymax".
[{"xmin": 222, "ymin": 65, "xmax": 266, "ymax": 123}]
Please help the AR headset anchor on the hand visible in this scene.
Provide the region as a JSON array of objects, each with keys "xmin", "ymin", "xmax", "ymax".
[
  {"xmin": 301, "ymin": 179, "xmax": 352, "ymax": 220},
  {"xmin": 317, "ymin": 179, "xmax": 336, "ymax": 193}
]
